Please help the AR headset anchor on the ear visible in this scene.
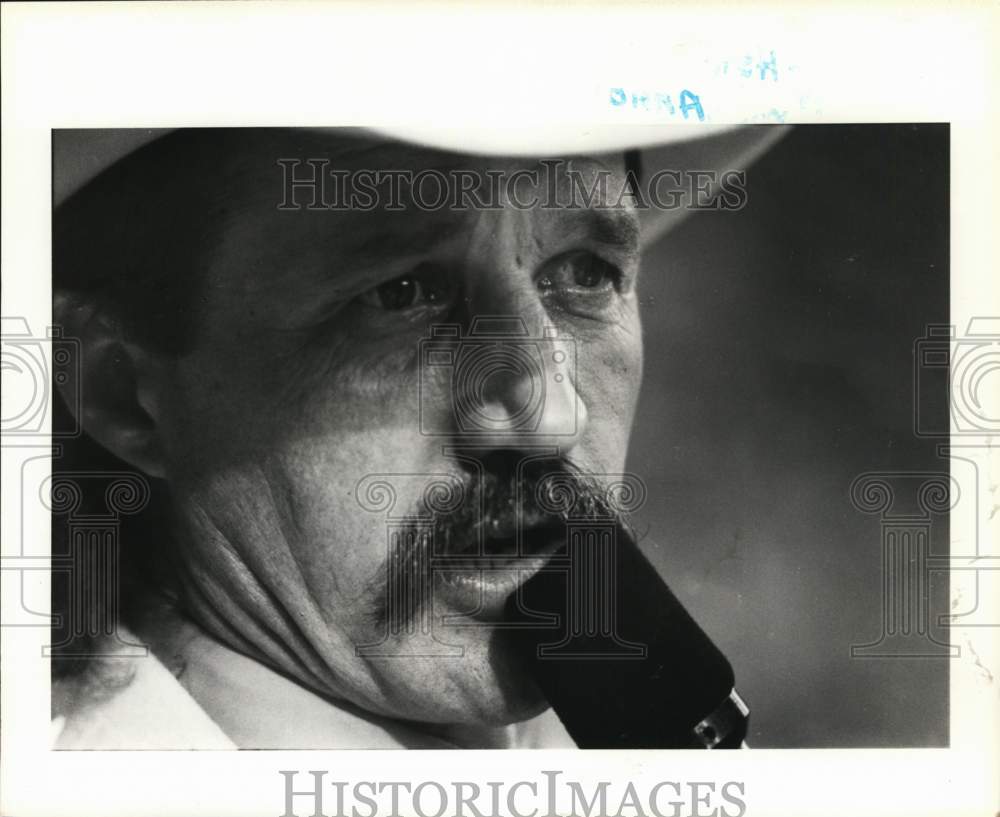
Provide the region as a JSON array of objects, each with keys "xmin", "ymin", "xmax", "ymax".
[{"xmin": 53, "ymin": 291, "xmax": 170, "ymax": 478}]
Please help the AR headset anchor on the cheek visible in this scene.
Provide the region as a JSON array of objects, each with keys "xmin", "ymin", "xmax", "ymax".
[
  {"xmin": 577, "ymin": 319, "xmax": 644, "ymax": 434},
  {"xmin": 170, "ymin": 421, "xmax": 444, "ymax": 631},
  {"xmin": 162, "ymin": 337, "xmax": 438, "ymax": 542},
  {"xmin": 256, "ymin": 449, "xmax": 402, "ymax": 608},
  {"xmin": 164, "ymin": 331, "xmax": 424, "ymax": 470}
]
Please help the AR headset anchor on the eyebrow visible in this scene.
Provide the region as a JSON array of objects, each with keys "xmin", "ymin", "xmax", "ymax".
[
  {"xmin": 345, "ymin": 206, "xmax": 639, "ymax": 259},
  {"xmin": 572, "ymin": 207, "xmax": 641, "ymax": 252},
  {"xmin": 315, "ymin": 193, "xmax": 642, "ymax": 290},
  {"xmin": 342, "ymin": 215, "xmax": 468, "ymax": 263}
]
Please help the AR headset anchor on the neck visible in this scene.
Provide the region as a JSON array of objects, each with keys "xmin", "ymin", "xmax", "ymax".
[{"xmin": 130, "ymin": 596, "xmax": 532, "ymax": 748}]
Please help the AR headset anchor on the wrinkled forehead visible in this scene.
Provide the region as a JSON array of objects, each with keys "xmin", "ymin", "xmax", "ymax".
[{"xmin": 194, "ymin": 130, "xmax": 637, "ymax": 291}]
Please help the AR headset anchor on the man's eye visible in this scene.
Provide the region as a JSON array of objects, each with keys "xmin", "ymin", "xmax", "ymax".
[
  {"xmin": 361, "ymin": 275, "xmax": 423, "ymax": 310},
  {"xmin": 572, "ymin": 253, "xmax": 616, "ymax": 288},
  {"xmin": 357, "ymin": 265, "xmax": 453, "ymax": 312},
  {"xmin": 538, "ymin": 252, "xmax": 622, "ymax": 294}
]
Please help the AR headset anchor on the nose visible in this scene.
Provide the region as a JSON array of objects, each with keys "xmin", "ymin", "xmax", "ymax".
[
  {"xmin": 443, "ymin": 315, "xmax": 585, "ymax": 452},
  {"xmin": 423, "ymin": 206, "xmax": 589, "ymax": 454}
]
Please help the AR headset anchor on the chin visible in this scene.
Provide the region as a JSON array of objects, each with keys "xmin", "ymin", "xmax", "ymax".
[
  {"xmin": 464, "ymin": 628, "xmax": 552, "ymax": 726},
  {"xmin": 371, "ymin": 626, "xmax": 551, "ymax": 728},
  {"xmin": 461, "ymin": 672, "xmax": 550, "ymax": 727}
]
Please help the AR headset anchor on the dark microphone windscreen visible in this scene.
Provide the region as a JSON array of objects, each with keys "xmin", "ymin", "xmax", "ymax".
[{"xmin": 504, "ymin": 524, "xmax": 740, "ymax": 748}]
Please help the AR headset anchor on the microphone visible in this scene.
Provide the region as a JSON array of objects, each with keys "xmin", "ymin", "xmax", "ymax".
[{"xmin": 503, "ymin": 523, "xmax": 749, "ymax": 748}]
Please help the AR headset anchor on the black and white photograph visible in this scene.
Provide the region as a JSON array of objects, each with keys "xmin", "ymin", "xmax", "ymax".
[
  {"xmin": 45, "ymin": 122, "xmax": 951, "ymax": 754},
  {"xmin": 2, "ymin": 4, "xmax": 997, "ymax": 817}
]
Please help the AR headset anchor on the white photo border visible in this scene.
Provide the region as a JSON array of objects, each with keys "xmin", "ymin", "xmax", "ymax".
[{"xmin": 2, "ymin": 3, "xmax": 998, "ymax": 816}]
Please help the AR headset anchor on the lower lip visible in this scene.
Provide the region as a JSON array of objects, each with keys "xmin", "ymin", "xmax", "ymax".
[{"xmin": 433, "ymin": 537, "xmax": 563, "ymax": 619}]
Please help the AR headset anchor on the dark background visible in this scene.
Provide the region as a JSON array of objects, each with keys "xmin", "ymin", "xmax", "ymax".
[{"xmin": 629, "ymin": 124, "xmax": 950, "ymax": 747}]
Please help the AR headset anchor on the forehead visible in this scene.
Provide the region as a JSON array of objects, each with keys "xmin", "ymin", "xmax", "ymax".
[
  {"xmin": 196, "ymin": 131, "xmax": 636, "ymax": 295},
  {"xmin": 219, "ymin": 132, "xmax": 631, "ymax": 216},
  {"xmin": 210, "ymin": 129, "xmax": 629, "ymax": 194}
]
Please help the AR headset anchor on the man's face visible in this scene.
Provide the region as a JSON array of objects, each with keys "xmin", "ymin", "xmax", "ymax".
[{"xmin": 147, "ymin": 134, "xmax": 644, "ymax": 730}]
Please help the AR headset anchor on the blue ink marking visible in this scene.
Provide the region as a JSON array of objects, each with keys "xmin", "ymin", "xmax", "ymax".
[
  {"xmin": 750, "ymin": 108, "xmax": 787, "ymax": 123},
  {"xmin": 609, "ymin": 87, "xmax": 705, "ymax": 119},
  {"xmin": 655, "ymin": 93, "xmax": 675, "ymax": 115},
  {"xmin": 716, "ymin": 52, "xmax": 780, "ymax": 81},
  {"xmin": 758, "ymin": 50, "xmax": 777, "ymax": 81},
  {"xmin": 679, "ymin": 90, "xmax": 705, "ymax": 121}
]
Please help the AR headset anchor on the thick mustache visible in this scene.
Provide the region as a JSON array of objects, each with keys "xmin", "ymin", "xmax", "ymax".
[
  {"xmin": 420, "ymin": 457, "xmax": 621, "ymax": 554},
  {"xmin": 365, "ymin": 457, "xmax": 630, "ymax": 631}
]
